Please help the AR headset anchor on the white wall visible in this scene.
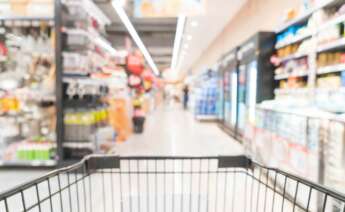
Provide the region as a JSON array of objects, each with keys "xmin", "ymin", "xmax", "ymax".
[{"xmin": 190, "ymin": 0, "xmax": 302, "ymax": 73}]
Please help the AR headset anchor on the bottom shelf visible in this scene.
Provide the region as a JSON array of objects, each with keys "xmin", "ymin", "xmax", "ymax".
[{"xmin": 0, "ymin": 160, "xmax": 57, "ymax": 167}]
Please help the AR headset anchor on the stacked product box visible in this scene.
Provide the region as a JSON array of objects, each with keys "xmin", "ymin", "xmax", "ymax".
[
  {"xmin": 193, "ymin": 71, "xmax": 221, "ymax": 118},
  {"xmin": 324, "ymin": 120, "xmax": 345, "ymax": 191},
  {"xmin": 252, "ymin": 107, "xmax": 321, "ymax": 182}
]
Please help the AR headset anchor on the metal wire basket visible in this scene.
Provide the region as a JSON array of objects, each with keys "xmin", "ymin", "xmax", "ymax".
[{"xmin": 0, "ymin": 155, "xmax": 344, "ymax": 212}]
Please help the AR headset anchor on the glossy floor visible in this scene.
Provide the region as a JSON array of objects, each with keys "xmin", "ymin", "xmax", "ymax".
[{"xmin": 0, "ymin": 105, "xmax": 243, "ymax": 193}]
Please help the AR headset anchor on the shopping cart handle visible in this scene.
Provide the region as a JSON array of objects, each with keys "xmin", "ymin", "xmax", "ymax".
[
  {"xmin": 86, "ymin": 155, "xmax": 120, "ymax": 170},
  {"xmin": 218, "ymin": 155, "xmax": 252, "ymax": 168}
]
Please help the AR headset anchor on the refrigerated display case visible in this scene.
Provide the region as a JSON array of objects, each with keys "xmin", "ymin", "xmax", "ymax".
[
  {"xmin": 220, "ymin": 49, "xmax": 238, "ymax": 133},
  {"xmin": 215, "ymin": 63, "xmax": 224, "ymax": 122},
  {"xmin": 236, "ymin": 32, "xmax": 275, "ymax": 140}
]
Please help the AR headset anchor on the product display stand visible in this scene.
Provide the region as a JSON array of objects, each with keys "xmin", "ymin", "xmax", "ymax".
[
  {"xmin": 0, "ymin": 0, "xmax": 118, "ymax": 167},
  {"xmin": 58, "ymin": 0, "xmax": 117, "ymax": 160},
  {"xmin": 55, "ymin": 0, "xmax": 64, "ymax": 165},
  {"xmin": 192, "ymin": 69, "xmax": 221, "ymax": 121},
  {"xmin": 274, "ymin": 0, "xmax": 345, "ymax": 102},
  {"xmin": 0, "ymin": 15, "xmax": 57, "ymax": 167}
]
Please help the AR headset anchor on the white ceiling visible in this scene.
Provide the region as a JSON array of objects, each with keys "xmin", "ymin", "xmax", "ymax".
[{"xmin": 178, "ymin": 0, "xmax": 247, "ymax": 74}]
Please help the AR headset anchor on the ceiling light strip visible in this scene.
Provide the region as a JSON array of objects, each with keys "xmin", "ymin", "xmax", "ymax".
[
  {"xmin": 171, "ymin": 15, "xmax": 186, "ymax": 71},
  {"xmin": 112, "ymin": 0, "xmax": 160, "ymax": 75}
]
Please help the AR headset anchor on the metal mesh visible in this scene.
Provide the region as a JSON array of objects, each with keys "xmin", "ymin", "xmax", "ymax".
[{"xmin": 0, "ymin": 155, "xmax": 344, "ymax": 212}]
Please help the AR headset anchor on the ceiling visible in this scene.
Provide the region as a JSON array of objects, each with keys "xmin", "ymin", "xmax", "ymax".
[
  {"xmin": 178, "ymin": 0, "xmax": 247, "ymax": 74},
  {"xmin": 95, "ymin": 0, "xmax": 177, "ymax": 71},
  {"xmin": 95, "ymin": 0, "xmax": 246, "ymax": 74}
]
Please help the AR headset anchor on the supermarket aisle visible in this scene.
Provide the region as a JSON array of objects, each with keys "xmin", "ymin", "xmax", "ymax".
[{"xmin": 114, "ymin": 104, "xmax": 243, "ymax": 156}]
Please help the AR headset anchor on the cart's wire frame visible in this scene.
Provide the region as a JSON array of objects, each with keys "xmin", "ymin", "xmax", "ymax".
[{"xmin": 1, "ymin": 155, "xmax": 345, "ymax": 212}]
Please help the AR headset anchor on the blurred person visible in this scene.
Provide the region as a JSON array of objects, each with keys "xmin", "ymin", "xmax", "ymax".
[
  {"xmin": 132, "ymin": 92, "xmax": 146, "ymax": 134},
  {"xmin": 183, "ymin": 84, "xmax": 189, "ymax": 110}
]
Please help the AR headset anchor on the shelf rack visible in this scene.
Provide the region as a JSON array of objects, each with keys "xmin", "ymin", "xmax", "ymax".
[
  {"xmin": 0, "ymin": 15, "xmax": 57, "ymax": 168},
  {"xmin": 58, "ymin": 0, "xmax": 117, "ymax": 161},
  {"xmin": 276, "ymin": 0, "xmax": 341, "ymax": 33},
  {"xmin": 0, "ymin": 0, "xmax": 114, "ymax": 167},
  {"xmin": 274, "ymin": 0, "xmax": 345, "ymax": 97}
]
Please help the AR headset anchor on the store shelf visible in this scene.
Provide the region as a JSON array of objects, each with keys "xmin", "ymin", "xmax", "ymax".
[
  {"xmin": 317, "ymin": 64, "xmax": 345, "ymax": 75},
  {"xmin": 275, "ymin": 33, "xmax": 312, "ymax": 49},
  {"xmin": 0, "ymin": 160, "xmax": 57, "ymax": 167},
  {"xmin": 64, "ymin": 71, "xmax": 89, "ymax": 77},
  {"xmin": 276, "ymin": 0, "xmax": 338, "ymax": 33},
  {"xmin": 13, "ymin": 90, "xmax": 56, "ymax": 102},
  {"xmin": 0, "ymin": 16, "xmax": 54, "ymax": 27},
  {"xmin": 274, "ymin": 88, "xmax": 311, "ymax": 95},
  {"xmin": 62, "ymin": 0, "xmax": 110, "ymax": 26},
  {"xmin": 317, "ymin": 13, "xmax": 345, "ymax": 33},
  {"xmin": 0, "ymin": 15, "xmax": 53, "ymax": 21},
  {"xmin": 317, "ymin": 38, "xmax": 345, "ymax": 52},
  {"xmin": 316, "ymin": 87, "xmax": 345, "ymax": 93},
  {"xmin": 274, "ymin": 71, "xmax": 309, "ymax": 80},
  {"xmin": 63, "ymin": 27, "xmax": 115, "ymax": 55},
  {"xmin": 278, "ymin": 52, "xmax": 309, "ymax": 63},
  {"xmin": 63, "ymin": 142, "xmax": 94, "ymax": 149}
]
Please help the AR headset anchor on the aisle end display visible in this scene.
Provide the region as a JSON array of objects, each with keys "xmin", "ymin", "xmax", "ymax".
[{"xmin": 192, "ymin": 69, "xmax": 220, "ymax": 121}]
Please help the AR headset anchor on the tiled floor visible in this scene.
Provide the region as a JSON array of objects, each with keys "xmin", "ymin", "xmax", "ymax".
[
  {"xmin": 113, "ymin": 104, "xmax": 243, "ymax": 156},
  {"xmin": 0, "ymin": 105, "xmax": 243, "ymax": 193}
]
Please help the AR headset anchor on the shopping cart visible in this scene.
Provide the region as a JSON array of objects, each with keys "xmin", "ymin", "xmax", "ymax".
[{"xmin": 1, "ymin": 155, "xmax": 345, "ymax": 212}]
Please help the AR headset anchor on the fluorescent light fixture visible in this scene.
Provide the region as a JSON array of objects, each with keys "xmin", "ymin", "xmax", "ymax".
[
  {"xmin": 186, "ymin": 35, "xmax": 192, "ymax": 41},
  {"xmin": 184, "ymin": 44, "xmax": 189, "ymax": 49},
  {"xmin": 112, "ymin": 0, "xmax": 160, "ymax": 75},
  {"xmin": 171, "ymin": 15, "xmax": 186, "ymax": 71},
  {"xmin": 94, "ymin": 37, "xmax": 117, "ymax": 55}
]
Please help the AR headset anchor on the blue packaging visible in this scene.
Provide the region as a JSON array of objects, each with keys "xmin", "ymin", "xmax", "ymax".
[{"xmin": 341, "ymin": 71, "xmax": 345, "ymax": 86}]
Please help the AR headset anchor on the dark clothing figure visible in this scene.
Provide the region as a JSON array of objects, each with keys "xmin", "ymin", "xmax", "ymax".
[{"xmin": 183, "ymin": 85, "xmax": 189, "ymax": 110}]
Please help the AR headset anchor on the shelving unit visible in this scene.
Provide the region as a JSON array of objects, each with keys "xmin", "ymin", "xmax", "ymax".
[
  {"xmin": 274, "ymin": 70, "xmax": 309, "ymax": 80},
  {"xmin": 258, "ymin": 0, "xmax": 345, "ymax": 189},
  {"xmin": 275, "ymin": 0, "xmax": 340, "ymax": 33},
  {"xmin": 274, "ymin": 0, "xmax": 345, "ymax": 99},
  {"xmin": 0, "ymin": 15, "xmax": 57, "ymax": 167},
  {"xmin": 57, "ymin": 0, "xmax": 121, "ymax": 160},
  {"xmin": 275, "ymin": 32, "xmax": 312, "ymax": 49},
  {"xmin": 317, "ymin": 37, "xmax": 345, "ymax": 52},
  {"xmin": 0, "ymin": 160, "xmax": 57, "ymax": 167},
  {"xmin": 278, "ymin": 52, "xmax": 309, "ymax": 63},
  {"xmin": 317, "ymin": 64, "xmax": 345, "ymax": 75},
  {"xmin": 0, "ymin": 0, "xmax": 118, "ymax": 167}
]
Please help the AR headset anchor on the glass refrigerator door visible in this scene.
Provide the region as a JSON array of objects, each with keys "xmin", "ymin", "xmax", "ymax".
[
  {"xmin": 223, "ymin": 70, "xmax": 231, "ymax": 127},
  {"xmin": 230, "ymin": 71, "xmax": 238, "ymax": 127},
  {"xmin": 217, "ymin": 73, "xmax": 224, "ymax": 120},
  {"xmin": 246, "ymin": 61, "xmax": 258, "ymax": 124},
  {"xmin": 237, "ymin": 66, "xmax": 247, "ymax": 134}
]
